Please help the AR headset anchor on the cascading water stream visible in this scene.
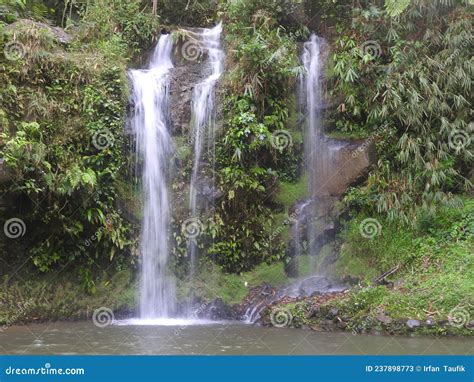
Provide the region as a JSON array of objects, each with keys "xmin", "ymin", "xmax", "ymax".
[
  {"xmin": 242, "ymin": 35, "xmax": 330, "ymax": 324},
  {"xmin": 301, "ymin": 34, "xmax": 330, "ymax": 272},
  {"xmin": 187, "ymin": 23, "xmax": 224, "ymax": 281},
  {"xmin": 130, "ymin": 35, "xmax": 176, "ymax": 319}
]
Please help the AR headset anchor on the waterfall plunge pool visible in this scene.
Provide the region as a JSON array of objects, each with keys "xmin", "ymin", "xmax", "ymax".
[{"xmin": 1, "ymin": 322, "xmax": 471, "ymax": 355}]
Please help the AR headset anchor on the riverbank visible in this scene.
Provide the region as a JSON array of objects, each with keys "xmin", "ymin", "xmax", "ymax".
[
  {"xmin": 259, "ymin": 198, "xmax": 474, "ymax": 336},
  {"xmin": 2, "ymin": 199, "xmax": 472, "ymax": 337}
]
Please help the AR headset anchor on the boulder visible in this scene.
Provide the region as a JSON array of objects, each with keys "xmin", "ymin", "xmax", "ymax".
[
  {"xmin": 5, "ymin": 19, "xmax": 72, "ymax": 44},
  {"xmin": 298, "ymin": 276, "xmax": 332, "ymax": 296},
  {"xmin": 406, "ymin": 319, "xmax": 421, "ymax": 329},
  {"xmin": 315, "ymin": 138, "xmax": 375, "ymax": 197},
  {"xmin": 376, "ymin": 314, "xmax": 392, "ymax": 325},
  {"xmin": 198, "ymin": 298, "xmax": 233, "ymax": 320}
]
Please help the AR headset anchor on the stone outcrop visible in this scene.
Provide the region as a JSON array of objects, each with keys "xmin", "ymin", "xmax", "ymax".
[
  {"xmin": 5, "ymin": 19, "xmax": 72, "ymax": 44},
  {"xmin": 285, "ymin": 137, "xmax": 376, "ymax": 275},
  {"xmin": 322, "ymin": 138, "xmax": 376, "ymax": 196}
]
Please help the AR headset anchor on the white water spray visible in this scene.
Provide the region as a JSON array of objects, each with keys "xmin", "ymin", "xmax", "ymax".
[
  {"xmin": 301, "ymin": 34, "xmax": 331, "ymax": 271},
  {"xmin": 130, "ymin": 35, "xmax": 176, "ymax": 318},
  {"xmin": 187, "ymin": 23, "xmax": 224, "ymax": 277}
]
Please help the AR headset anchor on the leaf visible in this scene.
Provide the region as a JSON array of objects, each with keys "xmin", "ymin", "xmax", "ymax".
[
  {"xmin": 81, "ymin": 169, "xmax": 97, "ymax": 186},
  {"xmin": 385, "ymin": 0, "xmax": 410, "ymax": 17}
]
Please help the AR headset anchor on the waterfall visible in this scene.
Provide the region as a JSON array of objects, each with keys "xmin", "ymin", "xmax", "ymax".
[
  {"xmin": 130, "ymin": 35, "xmax": 176, "ymax": 319},
  {"xmin": 301, "ymin": 34, "xmax": 330, "ymax": 271},
  {"xmin": 187, "ymin": 23, "xmax": 224, "ymax": 281}
]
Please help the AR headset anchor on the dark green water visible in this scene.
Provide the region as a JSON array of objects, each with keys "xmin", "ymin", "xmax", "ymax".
[{"xmin": 0, "ymin": 321, "xmax": 472, "ymax": 355}]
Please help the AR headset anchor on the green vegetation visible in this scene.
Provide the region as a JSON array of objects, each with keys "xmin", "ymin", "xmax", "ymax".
[
  {"xmin": 330, "ymin": 0, "xmax": 472, "ymax": 224},
  {"xmin": 178, "ymin": 256, "xmax": 312, "ymax": 305},
  {"xmin": 209, "ymin": 0, "xmax": 305, "ymax": 272},
  {"xmin": 0, "ymin": 270, "xmax": 136, "ymax": 324},
  {"xmin": 336, "ymin": 198, "xmax": 473, "ymax": 315},
  {"xmin": 263, "ymin": 197, "xmax": 473, "ymax": 335},
  {"xmin": 0, "ymin": 0, "xmax": 472, "ymax": 335}
]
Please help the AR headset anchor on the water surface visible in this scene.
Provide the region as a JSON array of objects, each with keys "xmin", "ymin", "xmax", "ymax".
[{"xmin": 0, "ymin": 322, "xmax": 471, "ymax": 355}]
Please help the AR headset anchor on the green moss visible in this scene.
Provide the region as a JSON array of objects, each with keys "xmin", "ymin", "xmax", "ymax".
[
  {"xmin": 321, "ymin": 198, "xmax": 474, "ymax": 334},
  {"xmin": 326, "ymin": 130, "xmax": 367, "ymax": 140},
  {"xmin": 334, "ymin": 244, "xmax": 379, "ymax": 280},
  {"xmin": 173, "ymin": 136, "xmax": 192, "ymax": 162},
  {"xmin": 177, "ymin": 257, "xmax": 314, "ymax": 305},
  {"xmin": 274, "ymin": 174, "xmax": 308, "ymax": 209}
]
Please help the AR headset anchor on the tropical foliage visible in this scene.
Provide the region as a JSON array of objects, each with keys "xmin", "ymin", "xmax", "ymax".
[{"xmin": 0, "ymin": 0, "xmax": 472, "ymax": 282}]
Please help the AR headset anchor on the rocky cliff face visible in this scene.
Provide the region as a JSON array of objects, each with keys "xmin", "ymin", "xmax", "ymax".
[
  {"xmin": 322, "ymin": 138, "xmax": 376, "ymax": 196},
  {"xmin": 285, "ymin": 138, "xmax": 376, "ymax": 276},
  {"xmin": 169, "ymin": 40, "xmax": 205, "ymax": 137}
]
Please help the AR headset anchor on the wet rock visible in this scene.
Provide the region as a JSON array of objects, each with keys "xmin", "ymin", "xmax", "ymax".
[
  {"xmin": 376, "ymin": 314, "xmax": 392, "ymax": 325},
  {"xmin": 305, "ymin": 304, "xmax": 321, "ymax": 319},
  {"xmin": 0, "ymin": 158, "xmax": 11, "ymax": 184},
  {"xmin": 200, "ymin": 298, "xmax": 233, "ymax": 320},
  {"xmin": 438, "ymin": 319, "xmax": 449, "ymax": 327},
  {"xmin": 320, "ymin": 138, "xmax": 376, "ymax": 196},
  {"xmin": 321, "ymin": 319, "xmax": 336, "ymax": 329},
  {"xmin": 235, "ymin": 283, "xmax": 277, "ymax": 322},
  {"xmin": 169, "ymin": 63, "xmax": 203, "ymax": 136},
  {"xmin": 298, "ymin": 276, "xmax": 332, "ymax": 296},
  {"xmin": 341, "ymin": 275, "xmax": 360, "ymax": 286},
  {"xmin": 425, "ymin": 317, "xmax": 436, "ymax": 327},
  {"xmin": 336, "ymin": 319, "xmax": 347, "ymax": 329},
  {"xmin": 406, "ymin": 319, "xmax": 421, "ymax": 329},
  {"xmin": 327, "ymin": 308, "xmax": 339, "ymax": 318}
]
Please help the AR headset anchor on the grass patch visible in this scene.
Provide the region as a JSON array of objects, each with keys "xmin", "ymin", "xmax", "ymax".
[
  {"xmin": 328, "ymin": 196, "xmax": 474, "ymax": 330},
  {"xmin": 0, "ymin": 269, "xmax": 137, "ymax": 325},
  {"xmin": 179, "ymin": 256, "xmax": 313, "ymax": 305},
  {"xmin": 274, "ymin": 174, "xmax": 308, "ymax": 209}
]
